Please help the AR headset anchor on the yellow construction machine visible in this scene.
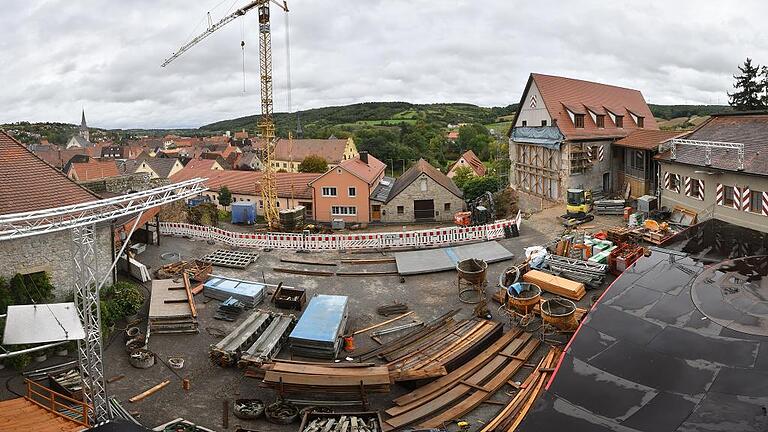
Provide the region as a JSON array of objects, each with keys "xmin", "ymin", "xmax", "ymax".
[{"xmin": 562, "ymin": 188, "xmax": 594, "ymax": 226}]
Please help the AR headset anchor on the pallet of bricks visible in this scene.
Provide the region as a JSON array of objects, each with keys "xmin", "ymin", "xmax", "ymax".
[
  {"xmin": 209, "ymin": 310, "xmax": 296, "ymax": 367},
  {"xmin": 380, "ymin": 329, "xmax": 540, "ymax": 431},
  {"xmin": 247, "ymin": 360, "xmax": 391, "ymax": 406},
  {"xmin": 356, "ymin": 310, "xmax": 503, "ymax": 382}
]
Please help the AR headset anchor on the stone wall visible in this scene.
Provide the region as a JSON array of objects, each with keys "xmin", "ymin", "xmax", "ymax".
[
  {"xmin": 0, "ymin": 224, "xmax": 113, "ymax": 299},
  {"xmin": 79, "ymin": 173, "xmax": 168, "ymax": 195},
  {"xmin": 381, "ymin": 173, "xmax": 465, "ymax": 223}
]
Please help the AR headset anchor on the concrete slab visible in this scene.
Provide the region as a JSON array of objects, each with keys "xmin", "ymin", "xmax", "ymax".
[{"xmin": 395, "ymin": 241, "xmax": 515, "ymax": 275}]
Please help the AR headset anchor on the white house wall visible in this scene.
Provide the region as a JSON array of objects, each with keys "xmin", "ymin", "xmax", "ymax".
[{"xmin": 514, "ymin": 81, "xmax": 552, "ymax": 127}]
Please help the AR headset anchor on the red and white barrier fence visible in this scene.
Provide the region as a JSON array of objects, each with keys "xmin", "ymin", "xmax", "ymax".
[{"xmin": 159, "ymin": 211, "xmax": 522, "ymax": 251}]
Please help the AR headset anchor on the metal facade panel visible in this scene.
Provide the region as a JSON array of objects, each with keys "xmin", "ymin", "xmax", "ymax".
[
  {"xmin": 3, "ymin": 302, "xmax": 85, "ymax": 344},
  {"xmin": 289, "ymin": 294, "xmax": 348, "ymax": 345}
]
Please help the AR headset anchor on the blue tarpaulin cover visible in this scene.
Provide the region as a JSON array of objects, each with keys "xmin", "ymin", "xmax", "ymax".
[
  {"xmin": 512, "ymin": 126, "xmax": 563, "ymax": 149},
  {"xmin": 290, "ymin": 294, "xmax": 348, "ymax": 345}
]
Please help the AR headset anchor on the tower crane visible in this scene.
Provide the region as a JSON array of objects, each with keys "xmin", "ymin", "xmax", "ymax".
[{"xmin": 162, "ymin": 0, "xmax": 288, "ymax": 228}]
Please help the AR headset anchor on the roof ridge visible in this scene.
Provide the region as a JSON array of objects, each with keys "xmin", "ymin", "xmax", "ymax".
[{"xmin": 532, "ymin": 72, "xmax": 642, "ymax": 93}]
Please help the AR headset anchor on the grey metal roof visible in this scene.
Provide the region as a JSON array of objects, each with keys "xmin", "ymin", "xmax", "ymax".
[{"xmin": 370, "ymin": 176, "xmax": 395, "ymax": 202}]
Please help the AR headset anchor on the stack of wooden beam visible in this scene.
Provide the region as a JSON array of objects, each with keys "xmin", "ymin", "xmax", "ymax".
[
  {"xmin": 148, "ymin": 279, "xmax": 198, "ymax": 334},
  {"xmin": 385, "ymin": 320, "xmax": 503, "ymax": 382},
  {"xmin": 381, "ymin": 329, "xmax": 539, "ymax": 431},
  {"xmin": 252, "ymin": 361, "xmax": 391, "ymax": 395},
  {"xmin": 594, "ymin": 199, "xmax": 626, "ymax": 215},
  {"xmin": 154, "ymin": 259, "xmax": 212, "ymax": 281},
  {"xmin": 479, "ymin": 347, "xmax": 562, "ymax": 432}
]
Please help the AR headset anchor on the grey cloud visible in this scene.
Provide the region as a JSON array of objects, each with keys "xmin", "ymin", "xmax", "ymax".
[{"xmin": 1, "ymin": 0, "xmax": 767, "ymax": 128}]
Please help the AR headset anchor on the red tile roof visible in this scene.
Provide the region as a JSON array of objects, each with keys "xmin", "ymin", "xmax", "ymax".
[
  {"xmin": 657, "ymin": 112, "xmax": 768, "ymax": 176},
  {"xmin": 259, "ymin": 138, "xmax": 351, "ymax": 164},
  {"xmin": 185, "ymin": 158, "xmax": 221, "ymax": 170},
  {"xmin": 614, "ymin": 130, "xmax": 686, "ymax": 150},
  {"xmin": 338, "ymin": 154, "xmax": 386, "ymax": 185},
  {"xmin": 68, "ymin": 159, "xmax": 121, "ymax": 181},
  {"xmin": 519, "ymin": 73, "xmax": 658, "ymax": 140},
  {"xmin": 33, "ymin": 146, "xmax": 102, "ymax": 169},
  {"xmin": 171, "ymin": 166, "xmax": 320, "ymax": 199},
  {"xmin": 0, "ymin": 131, "xmax": 99, "ymax": 215},
  {"xmin": 450, "ymin": 149, "xmax": 486, "ymax": 176}
]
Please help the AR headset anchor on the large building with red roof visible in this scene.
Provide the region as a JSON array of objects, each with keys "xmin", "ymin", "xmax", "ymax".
[{"xmin": 509, "ymin": 73, "xmax": 659, "ymax": 202}]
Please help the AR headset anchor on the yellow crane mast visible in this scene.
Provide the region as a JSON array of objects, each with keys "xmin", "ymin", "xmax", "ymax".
[{"xmin": 161, "ymin": 0, "xmax": 288, "ymax": 229}]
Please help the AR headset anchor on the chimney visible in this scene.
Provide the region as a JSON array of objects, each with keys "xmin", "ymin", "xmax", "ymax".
[{"xmin": 359, "ymin": 151, "xmax": 369, "ymax": 164}]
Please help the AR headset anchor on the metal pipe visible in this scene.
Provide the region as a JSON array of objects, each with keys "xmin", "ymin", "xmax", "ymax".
[
  {"xmin": 372, "ymin": 321, "xmax": 424, "ymax": 337},
  {"xmin": 0, "ymin": 341, "xmax": 66, "ymax": 359}
]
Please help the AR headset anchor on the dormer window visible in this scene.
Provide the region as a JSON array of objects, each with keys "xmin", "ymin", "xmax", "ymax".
[
  {"xmin": 541, "ymin": 120, "xmax": 547, "ymax": 126},
  {"xmin": 615, "ymin": 115, "xmax": 624, "ymax": 128},
  {"xmin": 574, "ymin": 114, "xmax": 585, "ymax": 128},
  {"xmin": 522, "ymin": 120, "xmax": 527, "ymax": 127},
  {"xmin": 596, "ymin": 115, "xmax": 605, "ymax": 128},
  {"xmin": 637, "ymin": 116, "xmax": 644, "ymax": 128}
]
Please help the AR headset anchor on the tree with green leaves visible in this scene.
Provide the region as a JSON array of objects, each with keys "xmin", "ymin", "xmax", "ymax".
[
  {"xmin": 298, "ymin": 155, "xmax": 329, "ymax": 173},
  {"xmin": 461, "ymin": 176, "xmax": 501, "ymax": 201},
  {"xmin": 219, "ymin": 186, "xmax": 232, "ymax": 209},
  {"xmin": 452, "ymin": 166, "xmax": 474, "ymax": 190},
  {"xmin": 728, "ymin": 58, "xmax": 766, "ymax": 111}
]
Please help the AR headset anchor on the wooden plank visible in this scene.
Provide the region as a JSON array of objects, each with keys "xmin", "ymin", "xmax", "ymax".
[
  {"xmin": 389, "ymin": 366, "xmax": 447, "ymax": 382},
  {"xmin": 350, "ymin": 311, "xmax": 414, "ymax": 336},
  {"xmin": 336, "ymin": 270, "xmax": 398, "ymax": 276},
  {"xmin": 391, "ymin": 329, "xmax": 522, "ymax": 407},
  {"xmin": 357, "ymin": 310, "xmax": 460, "ymax": 361},
  {"xmin": 416, "ymin": 338, "xmax": 541, "ymax": 428},
  {"xmin": 280, "ymin": 257, "xmax": 338, "ymax": 266},
  {"xmin": 384, "ymin": 336, "xmax": 539, "ymax": 429},
  {"xmin": 340, "ymin": 258, "xmax": 396, "ymax": 264},
  {"xmin": 270, "ymin": 363, "xmax": 390, "ymax": 378},
  {"xmin": 273, "ymin": 267, "xmax": 335, "ymax": 276},
  {"xmin": 129, "ymin": 380, "xmax": 170, "ymax": 402},
  {"xmin": 385, "ymin": 320, "xmax": 473, "ymax": 364},
  {"xmin": 522, "ymin": 269, "xmax": 586, "ymax": 301},
  {"xmin": 263, "ymin": 371, "xmax": 391, "ymax": 387},
  {"xmin": 399, "ymin": 321, "xmax": 490, "ymax": 371}
]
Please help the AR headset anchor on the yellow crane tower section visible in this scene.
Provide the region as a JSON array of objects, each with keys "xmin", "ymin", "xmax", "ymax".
[{"xmin": 161, "ymin": 0, "xmax": 288, "ymax": 229}]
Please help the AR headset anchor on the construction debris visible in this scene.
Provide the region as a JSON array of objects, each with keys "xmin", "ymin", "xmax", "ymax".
[
  {"xmin": 202, "ymin": 249, "xmax": 258, "ymax": 269},
  {"xmin": 376, "ymin": 303, "xmax": 409, "ymax": 317},
  {"xmin": 155, "ymin": 259, "xmax": 212, "ymax": 281},
  {"xmin": 214, "ymin": 297, "xmax": 246, "ymax": 321},
  {"xmin": 272, "ymin": 284, "xmax": 307, "ymax": 311},
  {"xmin": 234, "ymin": 399, "xmax": 265, "ymax": 420},
  {"xmin": 350, "ymin": 311, "xmax": 414, "ymax": 336},
  {"xmin": 210, "ymin": 310, "xmax": 295, "ymax": 367},
  {"xmin": 148, "ymin": 279, "xmax": 199, "ymax": 334},
  {"xmin": 129, "ymin": 380, "xmax": 170, "ymax": 402}
]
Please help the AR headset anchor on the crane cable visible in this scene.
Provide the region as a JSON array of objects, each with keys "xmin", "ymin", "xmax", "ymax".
[{"xmin": 241, "ymin": 17, "xmax": 247, "ymax": 93}]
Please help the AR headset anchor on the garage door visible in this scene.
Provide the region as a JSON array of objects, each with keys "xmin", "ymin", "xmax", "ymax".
[{"xmin": 413, "ymin": 199, "xmax": 435, "ymax": 220}]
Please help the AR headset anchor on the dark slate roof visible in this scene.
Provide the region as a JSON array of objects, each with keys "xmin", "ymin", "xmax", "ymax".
[
  {"xmin": 519, "ymin": 219, "xmax": 768, "ymax": 432},
  {"xmin": 144, "ymin": 157, "xmax": 179, "ymax": 178},
  {"xmin": 385, "ymin": 159, "xmax": 462, "ymax": 203},
  {"xmin": 69, "ymin": 135, "xmax": 93, "ymax": 148},
  {"xmin": 657, "ymin": 112, "xmax": 768, "ymax": 176},
  {"xmin": 370, "ymin": 176, "xmax": 395, "ymax": 202},
  {"xmin": 0, "ymin": 130, "xmax": 99, "ymax": 215}
]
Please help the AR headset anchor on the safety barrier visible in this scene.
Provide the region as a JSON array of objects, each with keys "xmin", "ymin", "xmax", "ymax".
[{"xmin": 159, "ymin": 211, "xmax": 522, "ymax": 251}]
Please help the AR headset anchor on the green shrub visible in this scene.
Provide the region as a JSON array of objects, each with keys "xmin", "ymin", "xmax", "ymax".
[{"xmin": 101, "ymin": 281, "xmax": 144, "ymax": 318}]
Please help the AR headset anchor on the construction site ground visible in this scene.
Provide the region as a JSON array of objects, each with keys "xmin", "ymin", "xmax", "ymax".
[{"xmin": 0, "ymin": 205, "xmax": 623, "ymax": 431}]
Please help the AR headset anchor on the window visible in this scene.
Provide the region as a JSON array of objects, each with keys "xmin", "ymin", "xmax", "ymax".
[
  {"xmin": 723, "ymin": 186, "xmax": 734, "ymax": 207},
  {"xmin": 668, "ymin": 174, "xmax": 679, "ymax": 193},
  {"xmin": 615, "ymin": 115, "xmax": 624, "ymax": 128},
  {"xmin": 397, "ymin": 206, "xmax": 404, "ymax": 214},
  {"xmin": 596, "ymin": 115, "xmax": 605, "ymax": 128},
  {"xmin": 590, "ymin": 146, "xmax": 600, "ymax": 162},
  {"xmin": 630, "ymin": 150, "xmax": 644, "ymax": 170},
  {"xmin": 321, "ymin": 187, "xmax": 337, "ymax": 197},
  {"xmin": 331, "ymin": 206, "xmax": 356, "ymax": 216},
  {"xmin": 750, "ymin": 190, "xmax": 763, "ymax": 213},
  {"xmin": 282, "ymin": 162, "xmax": 288, "ymax": 168},
  {"xmin": 348, "ymin": 187, "xmax": 356, "ymax": 197},
  {"xmin": 521, "ymin": 120, "xmax": 527, "ymax": 127},
  {"xmin": 444, "ymin": 203, "xmax": 451, "ymax": 211},
  {"xmin": 259, "ymin": 200, "xmax": 263, "ymax": 208},
  {"xmin": 541, "ymin": 120, "xmax": 547, "ymax": 126},
  {"xmin": 689, "ymin": 178, "xmax": 703, "ymax": 200},
  {"xmin": 574, "ymin": 114, "xmax": 585, "ymax": 128},
  {"xmin": 276, "ymin": 201, "xmax": 280, "ymax": 207},
  {"xmin": 637, "ymin": 116, "xmax": 644, "ymax": 128}
]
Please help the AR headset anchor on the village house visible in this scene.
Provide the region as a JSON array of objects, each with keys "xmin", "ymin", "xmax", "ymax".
[
  {"xmin": 121, "ymin": 157, "xmax": 184, "ymax": 179},
  {"xmin": 235, "ymin": 151, "xmax": 263, "ymax": 171},
  {"xmin": 376, "ymin": 159, "xmax": 464, "ymax": 223},
  {"xmin": 612, "ymin": 129, "xmax": 685, "ymax": 198},
  {"xmin": 257, "ymin": 137, "xmax": 359, "ymax": 173},
  {"xmin": 185, "ymin": 158, "xmax": 225, "ymax": 171},
  {"xmin": 310, "ymin": 152, "xmax": 385, "ymax": 223},
  {"xmin": 0, "ymin": 131, "xmax": 113, "ymax": 295},
  {"xmin": 509, "ymin": 73, "xmax": 657, "ymax": 203},
  {"xmin": 172, "ymin": 166, "xmax": 319, "ymax": 216},
  {"xmin": 447, "ymin": 149, "xmax": 486, "ymax": 179},
  {"xmin": 658, "ymin": 111, "xmax": 768, "ymax": 233},
  {"xmin": 65, "ymin": 156, "xmax": 120, "ymax": 181}
]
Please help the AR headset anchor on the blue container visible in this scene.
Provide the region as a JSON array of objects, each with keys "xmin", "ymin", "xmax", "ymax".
[
  {"xmin": 188, "ymin": 196, "xmax": 210, "ymax": 207},
  {"xmin": 231, "ymin": 202, "xmax": 256, "ymax": 225}
]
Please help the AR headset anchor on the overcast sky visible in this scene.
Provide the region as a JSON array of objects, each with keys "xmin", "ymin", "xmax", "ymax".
[{"xmin": 1, "ymin": 0, "xmax": 767, "ymax": 129}]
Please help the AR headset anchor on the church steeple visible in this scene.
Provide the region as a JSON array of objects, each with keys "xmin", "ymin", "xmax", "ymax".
[{"xmin": 79, "ymin": 109, "xmax": 89, "ymax": 142}]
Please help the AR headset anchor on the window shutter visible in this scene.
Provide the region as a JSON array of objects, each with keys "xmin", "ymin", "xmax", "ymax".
[
  {"xmin": 762, "ymin": 191, "xmax": 768, "ymax": 216},
  {"xmin": 664, "ymin": 172, "xmax": 670, "ymax": 190},
  {"xmin": 716, "ymin": 184, "xmax": 724, "ymax": 206},
  {"xmin": 598, "ymin": 145, "xmax": 605, "ymax": 161},
  {"xmin": 684, "ymin": 176, "xmax": 691, "ymax": 196},
  {"xmin": 697, "ymin": 179, "xmax": 705, "ymax": 200},
  {"xmin": 742, "ymin": 186, "xmax": 751, "ymax": 211}
]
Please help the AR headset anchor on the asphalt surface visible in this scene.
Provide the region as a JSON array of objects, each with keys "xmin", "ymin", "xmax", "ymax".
[{"xmin": 0, "ymin": 207, "xmax": 623, "ymax": 431}]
